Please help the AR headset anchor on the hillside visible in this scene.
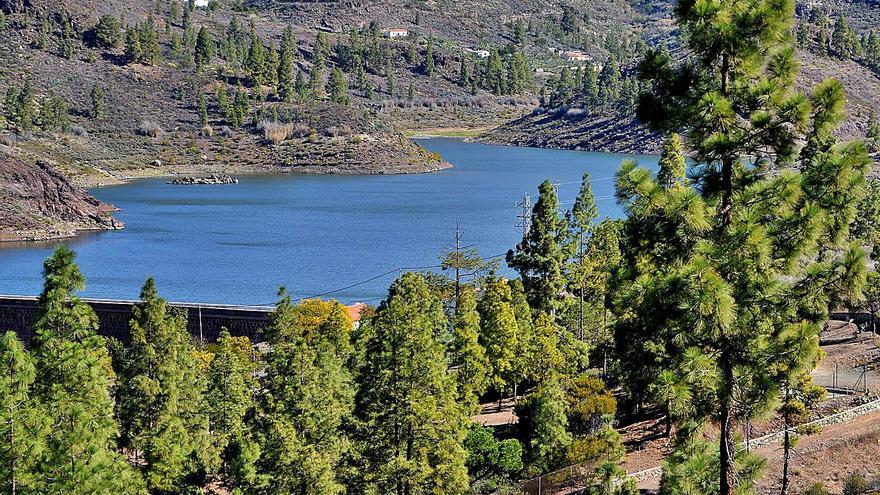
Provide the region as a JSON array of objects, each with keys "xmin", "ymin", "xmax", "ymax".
[
  {"xmin": 481, "ymin": 49, "xmax": 880, "ymax": 154},
  {"xmin": 481, "ymin": 0, "xmax": 880, "ymax": 155},
  {"xmin": 0, "ymin": 0, "xmax": 658, "ymax": 184}
]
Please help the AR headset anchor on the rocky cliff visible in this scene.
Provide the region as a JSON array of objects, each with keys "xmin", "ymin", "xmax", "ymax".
[{"xmin": 0, "ymin": 151, "xmax": 123, "ymax": 241}]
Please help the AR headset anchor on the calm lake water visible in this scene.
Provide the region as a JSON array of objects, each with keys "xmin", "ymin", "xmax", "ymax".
[{"xmin": 0, "ymin": 138, "xmax": 659, "ymax": 305}]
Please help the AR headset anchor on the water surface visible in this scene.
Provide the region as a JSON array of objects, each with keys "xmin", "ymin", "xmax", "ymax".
[{"xmin": 0, "ymin": 139, "xmax": 658, "ymax": 305}]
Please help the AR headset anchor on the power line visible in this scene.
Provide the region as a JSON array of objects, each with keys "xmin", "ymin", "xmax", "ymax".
[
  {"xmin": 298, "ymin": 252, "xmax": 508, "ymax": 301},
  {"xmin": 552, "ymin": 176, "xmax": 617, "ymax": 187}
]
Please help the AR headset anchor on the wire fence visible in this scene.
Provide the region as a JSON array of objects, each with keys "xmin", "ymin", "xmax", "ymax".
[{"xmin": 495, "ymin": 461, "xmax": 597, "ymax": 495}]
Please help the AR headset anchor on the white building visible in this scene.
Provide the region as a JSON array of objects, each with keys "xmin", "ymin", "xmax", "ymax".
[
  {"xmin": 382, "ymin": 28, "xmax": 409, "ymax": 39},
  {"xmin": 194, "ymin": 0, "xmax": 209, "ymax": 7},
  {"xmin": 561, "ymin": 50, "xmax": 591, "ymax": 62},
  {"xmin": 466, "ymin": 48, "xmax": 490, "ymax": 59}
]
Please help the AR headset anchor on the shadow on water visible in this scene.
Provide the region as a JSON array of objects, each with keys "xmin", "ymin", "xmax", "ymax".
[{"xmin": 0, "ymin": 230, "xmax": 109, "ymax": 251}]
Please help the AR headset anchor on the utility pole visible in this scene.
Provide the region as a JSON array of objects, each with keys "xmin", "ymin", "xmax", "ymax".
[
  {"xmin": 454, "ymin": 223, "xmax": 463, "ymax": 303},
  {"xmin": 515, "ymin": 193, "xmax": 532, "ymax": 243}
]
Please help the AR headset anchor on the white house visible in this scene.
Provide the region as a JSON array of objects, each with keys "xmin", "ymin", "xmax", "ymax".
[
  {"xmin": 382, "ymin": 28, "xmax": 409, "ymax": 39},
  {"xmin": 194, "ymin": 0, "xmax": 209, "ymax": 7},
  {"xmin": 561, "ymin": 50, "xmax": 591, "ymax": 62},
  {"xmin": 466, "ymin": 48, "xmax": 490, "ymax": 59}
]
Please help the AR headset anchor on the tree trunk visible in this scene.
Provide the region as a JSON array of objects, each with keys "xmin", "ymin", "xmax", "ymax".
[
  {"xmin": 9, "ymin": 410, "xmax": 15, "ymax": 495},
  {"xmin": 719, "ymin": 362, "xmax": 735, "ymax": 495},
  {"xmin": 781, "ymin": 401, "xmax": 791, "ymax": 495}
]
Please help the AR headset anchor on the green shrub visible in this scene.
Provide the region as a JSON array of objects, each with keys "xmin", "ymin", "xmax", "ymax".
[
  {"xmin": 845, "ymin": 473, "xmax": 870, "ymax": 495},
  {"xmin": 800, "ymin": 483, "xmax": 830, "ymax": 495}
]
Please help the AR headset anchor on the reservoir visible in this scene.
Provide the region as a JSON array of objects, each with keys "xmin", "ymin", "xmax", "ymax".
[{"xmin": 0, "ymin": 139, "xmax": 659, "ymax": 305}]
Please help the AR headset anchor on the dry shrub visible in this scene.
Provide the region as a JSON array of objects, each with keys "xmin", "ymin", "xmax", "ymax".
[
  {"xmin": 138, "ymin": 121, "xmax": 163, "ymax": 138},
  {"xmin": 199, "ymin": 125, "xmax": 214, "ymax": 137},
  {"xmin": 258, "ymin": 120, "xmax": 295, "ymax": 145}
]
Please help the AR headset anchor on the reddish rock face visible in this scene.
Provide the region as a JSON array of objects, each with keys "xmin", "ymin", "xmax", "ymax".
[{"xmin": 0, "ymin": 153, "xmax": 123, "ymax": 241}]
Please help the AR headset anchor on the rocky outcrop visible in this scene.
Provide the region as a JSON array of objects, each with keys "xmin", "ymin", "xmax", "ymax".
[
  {"xmin": 0, "ymin": 152, "xmax": 123, "ymax": 241},
  {"xmin": 168, "ymin": 174, "xmax": 239, "ymax": 185}
]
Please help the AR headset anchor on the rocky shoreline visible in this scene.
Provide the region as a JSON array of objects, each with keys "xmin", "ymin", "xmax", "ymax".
[{"xmin": 1, "ymin": 153, "xmax": 124, "ymax": 242}]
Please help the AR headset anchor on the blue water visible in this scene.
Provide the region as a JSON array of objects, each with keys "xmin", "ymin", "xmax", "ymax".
[{"xmin": 0, "ymin": 139, "xmax": 659, "ymax": 305}]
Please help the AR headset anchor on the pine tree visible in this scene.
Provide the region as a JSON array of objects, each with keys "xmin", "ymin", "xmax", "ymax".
[
  {"xmin": 565, "ymin": 172, "xmax": 598, "ymax": 341},
  {"xmin": 515, "ymin": 379, "xmax": 571, "ymax": 471},
  {"xmin": 656, "ymin": 133, "xmax": 687, "ymax": 190},
  {"xmin": 423, "ymin": 36, "xmax": 435, "ymax": 76},
  {"xmin": 32, "ymin": 247, "xmax": 144, "ymax": 495},
  {"xmin": 451, "ymin": 287, "xmax": 490, "ymax": 414},
  {"xmin": 355, "ymin": 273, "xmax": 469, "ymax": 495},
  {"xmin": 61, "ymin": 18, "xmax": 75, "ymax": 59},
  {"xmin": 12, "ymin": 81, "xmax": 34, "ymax": 132},
  {"xmin": 831, "ymin": 16, "xmax": 851, "ymax": 59},
  {"xmin": 264, "ymin": 42, "xmax": 279, "ymax": 90},
  {"xmin": 294, "ymin": 69, "xmax": 308, "ymax": 102},
  {"xmin": 329, "ymin": 66, "xmax": 350, "ymax": 105},
  {"xmin": 309, "ymin": 63, "xmax": 324, "ymax": 99},
  {"xmin": 507, "ymin": 180, "xmax": 568, "ymax": 313},
  {"xmin": 314, "ymin": 30, "xmax": 330, "ymax": 68},
  {"xmin": 32, "ymin": 246, "xmax": 98, "ymax": 348},
  {"xmin": 195, "ymin": 26, "xmax": 213, "ymax": 69},
  {"xmin": 197, "ymin": 90, "xmax": 208, "ymax": 127},
  {"xmin": 867, "ymin": 111, "xmax": 880, "ymax": 153},
  {"xmin": 550, "ymin": 66, "xmax": 574, "ymax": 106},
  {"xmin": 125, "ymin": 27, "xmax": 142, "ymax": 63},
  {"xmin": 529, "ymin": 312, "xmax": 565, "ymax": 383},
  {"xmin": 0, "ymin": 332, "xmax": 46, "ymax": 495},
  {"xmin": 514, "ymin": 19, "xmax": 526, "ymax": 46},
  {"xmin": 207, "ymin": 330, "xmax": 253, "ymax": 473},
  {"xmin": 139, "ymin": 17, "xmax": 160, "ymax": 65},
  {"xmin": 115, "ymin": 278, "xmax": 211, "ymax": 492},
  {"xmin": 95, "ymin": 14, "xmax": 121, "ymax": 48},
  {"xmin": 458, "ymin": 58, "xmax": 471, "ymax": 88},
  {"xmin": 232, "ymin": 84, "xmax": 248, "ymax": 127},
  {"xmin": 385, "ymin": 61, "xmax": 395, "ymax": 96},
  {"xmin": 597, "ymin": 58, "xmax": 620, "ymax": 106},
  {"xmin": 245, "ymin": 24, "xmax": 265, "ymax": 87},
  {"xmin": 217, "ymin": 84, "xmax": 231, "ymax": 121},
  {"xmin": 90, "ymin": 84, "xmax": 104, "ymax": 119},
  {"xmin": 508, "ymin": 278, "xmax": 534, "ymax": 393},
  {"xmin": 485, "ymin": 50, "xmax": 506, "ymax": 95},
  {"xmin": 630, "ymin": 0, "xmax": 872, "ymax": 492},
  {"xmin": 250, "ymin": 293, "xmax": 353, "ymax": 495},
  {"xmin": 277, "ymin": 38, "xmax": 294, "ymax": 102},
  {"xmin": 477, "ymin": 275, "xmax": 519, "ymax": 394}
]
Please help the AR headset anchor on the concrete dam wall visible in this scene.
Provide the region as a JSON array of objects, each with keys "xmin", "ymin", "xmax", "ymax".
[{"xmin": 0, "ymin": 295, "xmax": 271, "ymax": 343}]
